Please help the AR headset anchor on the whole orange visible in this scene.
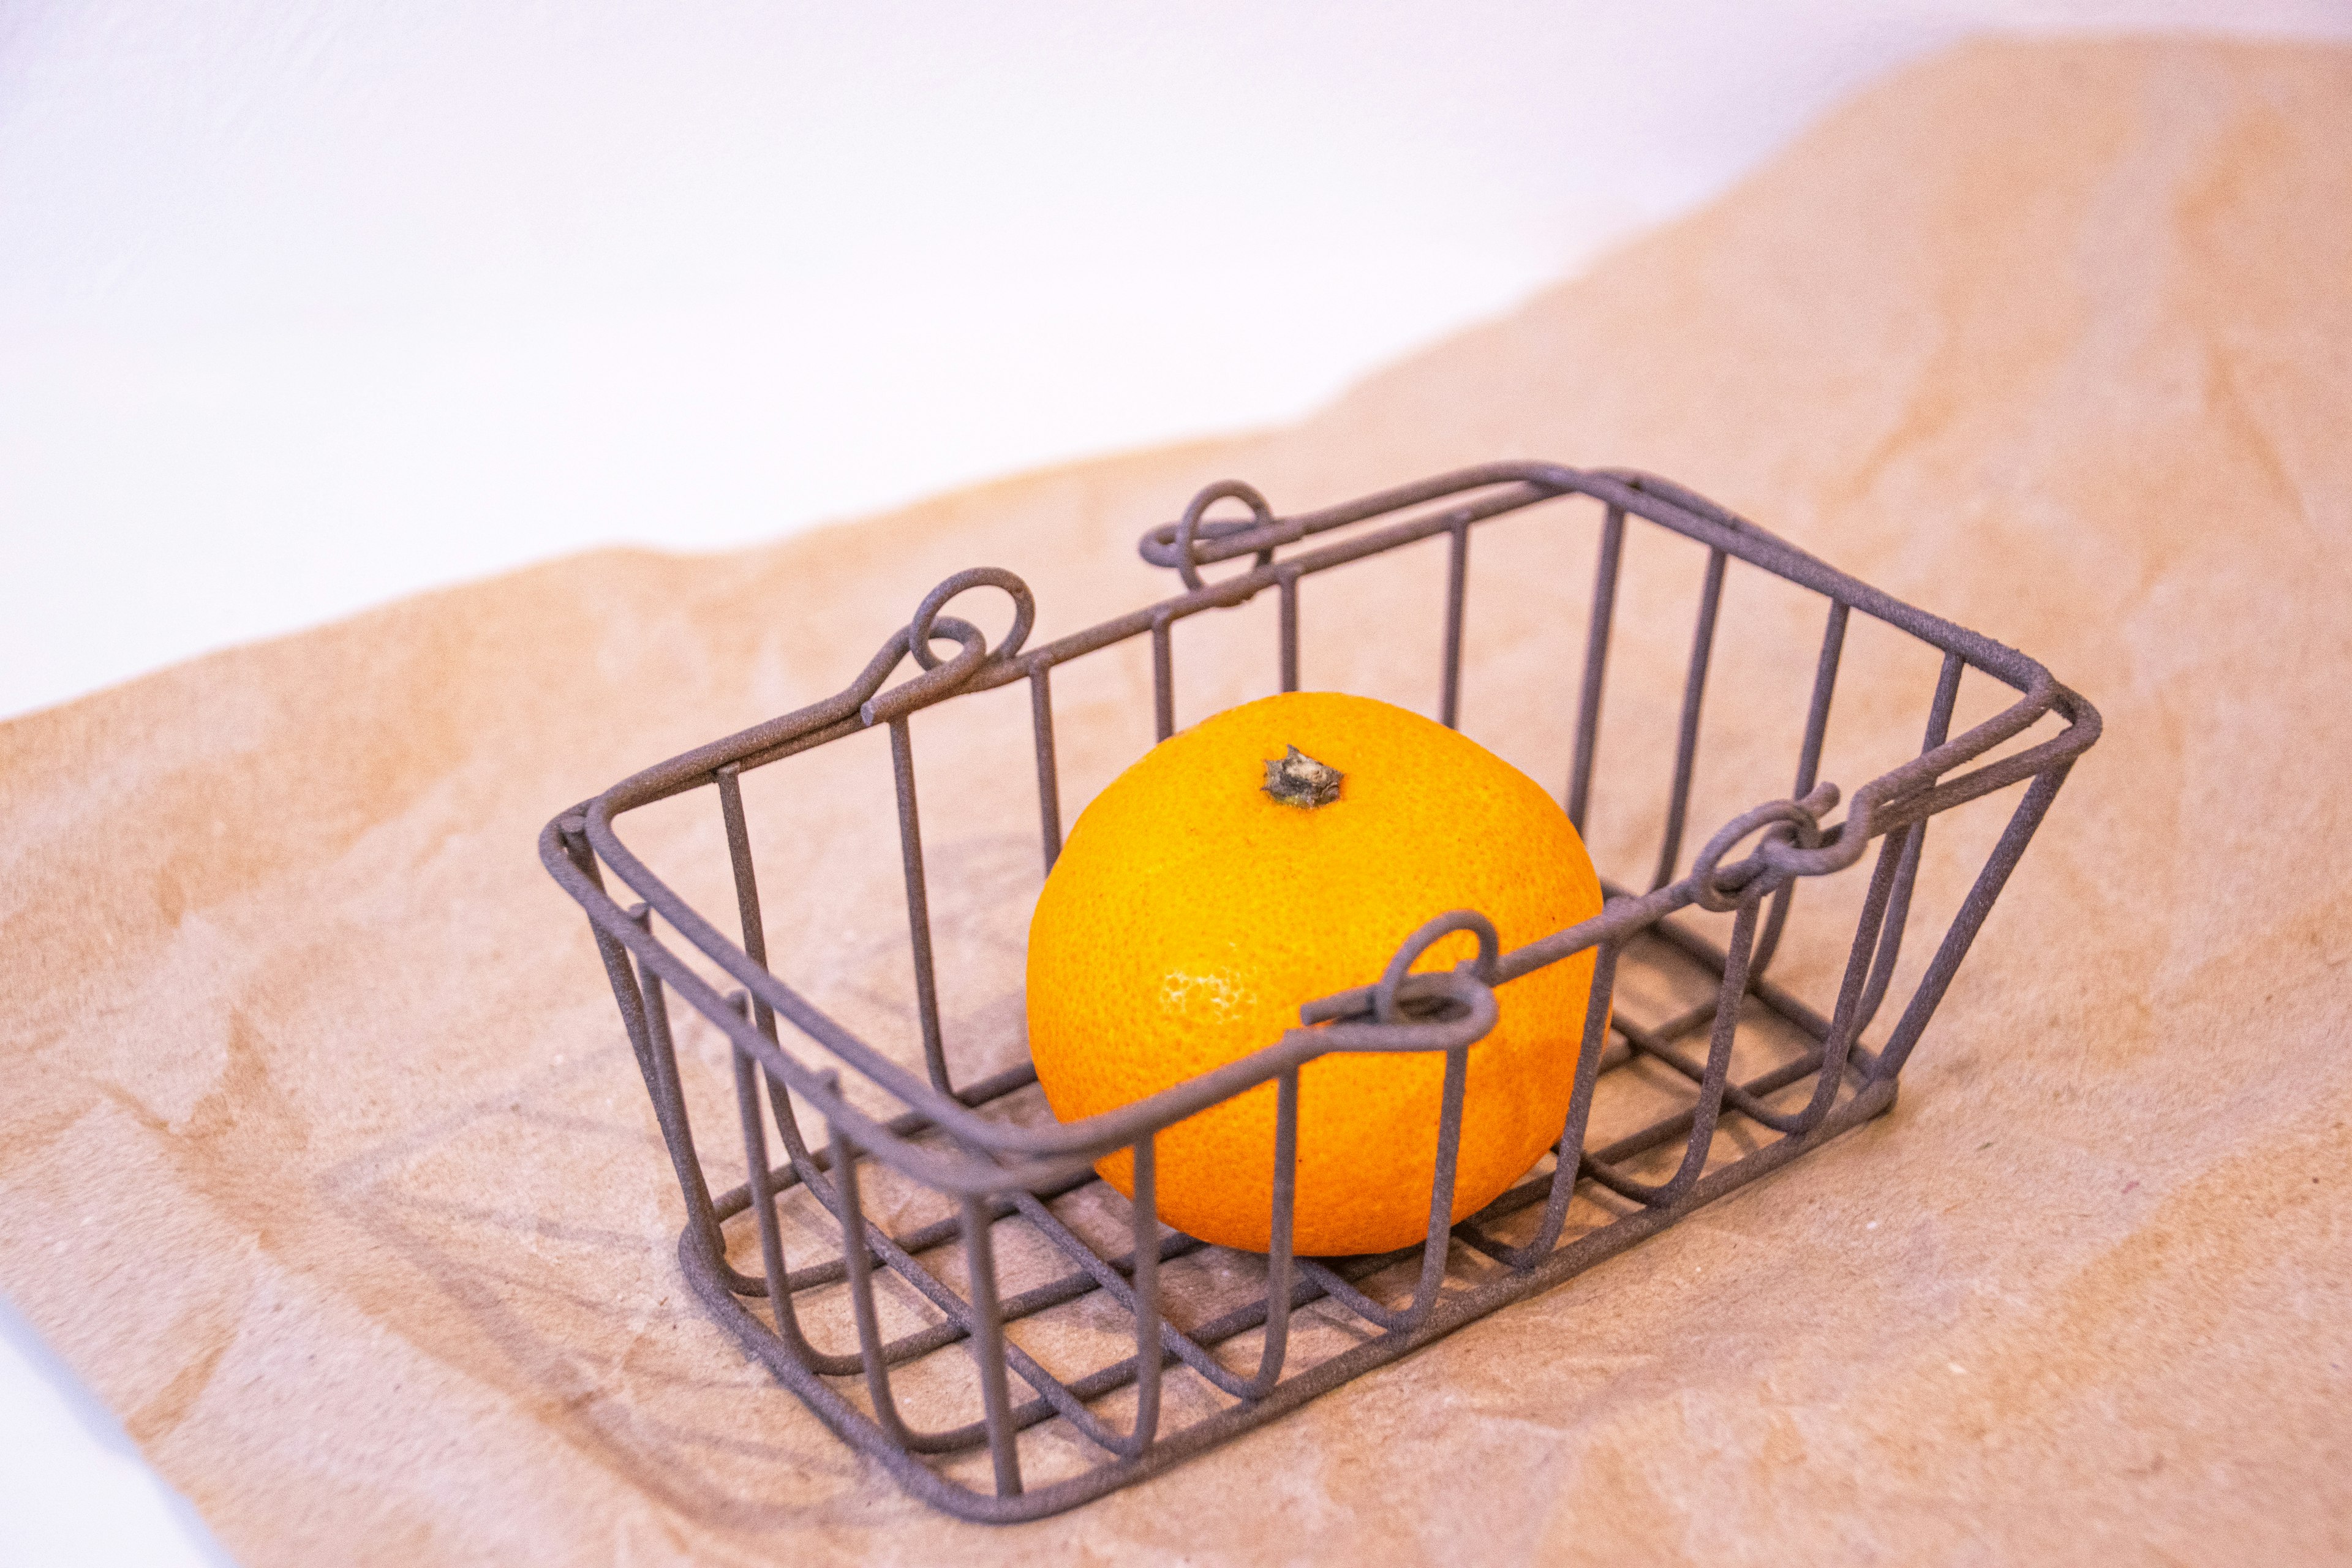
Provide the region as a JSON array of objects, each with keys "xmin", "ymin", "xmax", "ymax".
[{"xmin": 1025, "ymin": 691, "xmax": 1604, "ymax": 1256}]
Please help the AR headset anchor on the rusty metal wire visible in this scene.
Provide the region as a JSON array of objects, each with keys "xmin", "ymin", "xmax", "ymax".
[{"xmin": 539, "ymin": 462, "xmax": 2101, "ymax": 1521}]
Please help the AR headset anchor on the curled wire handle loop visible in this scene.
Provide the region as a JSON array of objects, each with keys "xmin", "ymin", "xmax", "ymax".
[
  {"xmin": 1307, "ymin": 971, "xmax": 1498, "ymax": 1054},
  {"xmin": 1172, "ymin": 480, "xmax": 1279, "ymax": 592},
  {"xmin": 908, "ymin": 567, "xmax": 1036, "ymax": 673},
  {"xmin": 1371, "ymin": 909, "xmax": 1502, "ymax": 1026},
  {"xmin": 859, "ymin": 617, "xmax": 987, "ymax": 728},
  {"xmin": 1688, "ymin": 782, "xmax": 1839, "ymax": 912}
]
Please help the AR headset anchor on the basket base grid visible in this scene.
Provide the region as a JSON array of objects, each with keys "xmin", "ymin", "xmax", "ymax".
[{"xmin": 690, "ymin": 911, "xmax": 1882, "ymax": 1518}]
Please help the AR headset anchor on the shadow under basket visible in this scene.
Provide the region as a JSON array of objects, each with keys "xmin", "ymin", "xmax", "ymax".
[{"xmin": 541, "ymin": 462, "xmax": 2101, "ymax": 1522}]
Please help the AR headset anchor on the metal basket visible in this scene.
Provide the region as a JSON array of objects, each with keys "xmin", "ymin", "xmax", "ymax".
[{"xmin": 540, "ymin": 462, "xmax": 2100, "ymax": 1522}]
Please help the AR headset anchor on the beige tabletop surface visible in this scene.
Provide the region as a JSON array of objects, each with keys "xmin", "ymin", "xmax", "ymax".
[{"xmin": 4, "ymin": 35, "xmax": 2350, "ymax": 1566}]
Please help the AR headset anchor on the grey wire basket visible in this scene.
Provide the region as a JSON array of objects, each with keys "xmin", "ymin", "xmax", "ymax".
[{"xmin": 540, "ymin": 462, "xmax": 2100, "ymax": 1522}]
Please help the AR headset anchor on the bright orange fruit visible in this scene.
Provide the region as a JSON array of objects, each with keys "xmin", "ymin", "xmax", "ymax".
[{"xmin": 1025, "ymin": 691, "xmax": 1604, "ymax": 1255}]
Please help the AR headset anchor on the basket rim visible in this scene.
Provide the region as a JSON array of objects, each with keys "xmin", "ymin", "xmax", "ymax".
[{"xmin": 539, "ymin": 462, "xmax": 2101, "ymax": 1196}]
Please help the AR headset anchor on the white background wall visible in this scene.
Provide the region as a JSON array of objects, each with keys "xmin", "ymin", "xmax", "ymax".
[{"xmin": 4, "ymin": 3, "xmax": 2346, "ymax": 1561}]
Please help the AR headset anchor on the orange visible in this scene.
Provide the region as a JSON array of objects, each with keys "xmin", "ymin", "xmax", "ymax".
[{"xmin": 1025, "ymin": 691, "xmax": 1604, "ymax": 1255}]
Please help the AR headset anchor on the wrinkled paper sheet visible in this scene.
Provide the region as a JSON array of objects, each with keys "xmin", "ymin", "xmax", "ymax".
[{"xmin": 4, "ymin": 37, "xmax": 2350, "ymax": 1566}]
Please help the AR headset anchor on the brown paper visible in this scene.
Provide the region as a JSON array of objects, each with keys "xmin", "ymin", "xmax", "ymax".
[{"xmin": 5, "ymin": 35, "xmax": 2350, "ymax": 1564}]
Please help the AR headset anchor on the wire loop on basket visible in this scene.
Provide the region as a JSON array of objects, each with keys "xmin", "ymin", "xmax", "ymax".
[
  {"xmin": 859, "ymin": 616, "xmax": 986, "ymax": 727},
  {"xmin": 1687, "ymin": 782, "xmax": 1839, "ymax": 911},
  {"xmin": 908, "ymin": 567, "xmax": 1036, "ymax": 672},
  {"xmin": 1371, "ymin": 908, "xmax": 1501, "ymax": 1026},
  {"xmin": 1172, "ymin": 480, "xmax": 1280, "ymax": 592},
  {"xmin": 858, "ymin": 568, "xmax": 1039, "ymax": 728}
]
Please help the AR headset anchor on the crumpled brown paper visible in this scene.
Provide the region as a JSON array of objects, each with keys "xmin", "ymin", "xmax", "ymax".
[{"xmin": 4, "ymin": 35, "xmax": 2350, "ymax": 1565}]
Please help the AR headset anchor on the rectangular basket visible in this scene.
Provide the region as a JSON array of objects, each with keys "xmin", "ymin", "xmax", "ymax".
[{"xmin": 540, "ymin": 463, "xmax": 2100, "ymax": 1521}]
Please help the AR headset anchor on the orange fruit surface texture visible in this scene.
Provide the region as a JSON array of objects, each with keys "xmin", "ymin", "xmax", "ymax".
[{"xmin": 1025, "ymin": 691, "xmax": 1605, "ymax": 1256}]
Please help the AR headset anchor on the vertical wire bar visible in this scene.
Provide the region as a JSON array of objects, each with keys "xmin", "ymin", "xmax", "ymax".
[
  {"xmin": 1925, "ymin": 650, "xmax": 1964, "ymax": 742},
  {"xmin": 1856, "ymin": 650, "xmax": 1964, "ymax": 1033},
  {"xmin": 731, "ymin": 1023, "xmax": 810, "ymax": 1355},
  {"xmin": 716, "ymin": 767, "xmax": 824, "ymax": 1176},
  {"xmin": 715, "ymin": 766, "xmax": 775, "ymax": 1040},
  {"xmin": 1152, "ymin": 616, "xmax": 1175, "ymax": 742},
  {"xmin": 1300, "ymin": 1046, "xmax": 1470, "ymax": 1334},
  {"xmin": 1254, "ymin": 1066, "xmax": 1300, "ymax": 1389},
  {"xmin": 1775, "ymin": 833, "xmax": 1906, "ymax": 1133},
  {"xmin": 888, "ymin": 717, "xmax": 952, "ymax": 1093},
  {"xmin": 1650, "ymin": 548, "xmax": 1728, "ymax": 891},
  {"xmin": 1605, "ymin": 895, "xmax": 1760, "ymax": 1208},
  {"xmin": 1793, "ymin": 601, "xmax": 1849, "ymax": 798},
  {"xmin": 566, "ymin": 826, "xmax": 736, "ymax": 1278},
  {"xmin": 831, "ymin": 1113, "xmax": 923, "ymax": 1449},
  {"xmin": 1665, "ymin": 894, "xmax": 1760, "ymax": 1200},
  {"xmin": 1029, "ymin": 666, "xmax": 1064, "ymax": 874},
  {"xmin": 1511, "ymin": 938, "xmax": 1621, "ymax": 1265},
  {"xmin": 1439, "ymin": 519, "xmax": 1471, "ymax": 729},
  {"xmin": 622, "ymin": 905, "xmax": 729, "ymax": 1273},
  {"xmin": 1400, "ymin": 1042, "xmax": 1472, "ymax": 1329},
  {"xmin": 960, "ymin": 1196, "xmax": 1025, "ymax": 1496},
  {"xmin": 1278, "ymin": 571, "xmax": 1301, "ymax": 693},
  {"xmin": 1125, "ymin": 1138, "xmax": 1163, "ymax": 1453},
  {"xmin": 1219, "ymin": 1067, "xmax": 1304, "ymax": 1397},
  {"xmin": 1567, "ymin": 505, "xmax": 1626, "ymax": 833},
  {"xmin": 564, "ymin": 821, "xmax": 660, "ymax": 1084},
  {"xmin": 1752, "ymin": 600, "xmax": 1849, "ymax": 976},
  {"xmin": 1871, "ymin": 761, "xmax": 2075, "ymax": 1082}
]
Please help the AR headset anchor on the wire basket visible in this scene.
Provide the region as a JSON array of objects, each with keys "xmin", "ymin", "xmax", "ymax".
[{"xmin": 540, "ymin": 462, "xmax": 2100, "ymax": 1522}]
